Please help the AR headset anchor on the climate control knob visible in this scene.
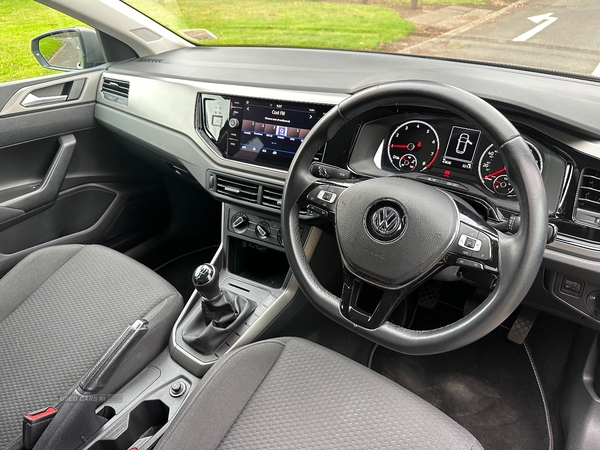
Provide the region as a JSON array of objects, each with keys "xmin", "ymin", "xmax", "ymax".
[
  {"xmin": 231, "ymin": 212, "xmax": 249, "ymax": 233},
  {"xmin": 255, "ymin": 221, "xmax": 271, "ymax": 240}
]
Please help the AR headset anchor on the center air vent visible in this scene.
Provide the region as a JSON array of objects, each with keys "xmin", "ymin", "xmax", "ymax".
[
  {"xmin": 101, "ymin": 78, "xmax": 130, "ymax": 105},
  {"xmin": 574, "ymin": 167, "xmax": 600, "ymax": 228},
  {"xmin": 262, "ymin": 186, "xmax": 283, "ymax": 210},
  {"xmin": 215, "ymin": 175, "xmax": 259, "ymax": 204},
  {"xmin": 208, "ymin": 172, "xmax": 312, "ymax": 216}
]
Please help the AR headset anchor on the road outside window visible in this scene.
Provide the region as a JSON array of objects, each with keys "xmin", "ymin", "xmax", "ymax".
[{"xmin": 125, "ymin": 0, "xmax": 600, "ymax": 79}]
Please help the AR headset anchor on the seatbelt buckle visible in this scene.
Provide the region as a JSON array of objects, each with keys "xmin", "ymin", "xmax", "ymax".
[{"xmin": 22, "ymin": 407, "xmax": 57, "ymax": 449}]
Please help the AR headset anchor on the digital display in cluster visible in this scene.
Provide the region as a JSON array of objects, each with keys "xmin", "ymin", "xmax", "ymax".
[{"xmin": 441, "ymin": 126, "xmax": 481, "ymax": 170}]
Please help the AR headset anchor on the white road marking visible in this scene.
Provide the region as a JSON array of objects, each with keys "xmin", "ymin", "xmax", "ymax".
[
  {"xmin": 592, "ymin": 63, "xmax": 600, "ymax": 77},
  {"xmin": 513, "ymin": 13, "xmax": 558, "ymax": 42}
]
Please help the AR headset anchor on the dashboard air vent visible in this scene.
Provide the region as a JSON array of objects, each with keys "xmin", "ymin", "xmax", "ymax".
[
  {"xmin": 101, "ymin": 78, "xmax": 130, "ymax": 105},
  {"xmin": 262, "ymin": 186, "xmax": 283, "ymax": 210},
  {"xmin": 574, "ymin": 168, "xmax": 600, "ymax": 228},
  {"xmin": 215, "ymin": 175, "xmax": 259, "ymax": 204}
]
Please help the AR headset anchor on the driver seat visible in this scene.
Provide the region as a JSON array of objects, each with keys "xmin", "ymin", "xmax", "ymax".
[{"xmin": 157, "ymin": 337, "xmax": 483, "ymax": 450}]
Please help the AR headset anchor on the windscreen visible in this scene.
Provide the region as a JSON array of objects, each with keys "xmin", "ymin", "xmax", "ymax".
[{"xmin": 122, "ymin": 0, "xmax": 600, "ymax": 80}]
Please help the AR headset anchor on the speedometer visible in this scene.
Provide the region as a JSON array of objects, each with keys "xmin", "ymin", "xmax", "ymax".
[
  {"xmin": 387, "ymin": 120, "xmax": 439, "ymax": 172},
  {"xmin": 478, "ymin": 141, "xmax": 543, "ymax": 196}
]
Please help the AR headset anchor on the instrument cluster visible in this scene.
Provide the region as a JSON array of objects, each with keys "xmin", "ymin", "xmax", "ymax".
[{"xmin": 382, "ymin": 118, "xmax": 543, "ymax": 198}]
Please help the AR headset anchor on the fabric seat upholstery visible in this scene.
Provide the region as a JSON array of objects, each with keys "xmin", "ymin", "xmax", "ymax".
[
  {"xmin": 157, "ymin": 337, "xmax": 484, "ymax": 450},
  {"xmin": 0, "ymin": 244, "xmax": 183, "ymax": 450}
]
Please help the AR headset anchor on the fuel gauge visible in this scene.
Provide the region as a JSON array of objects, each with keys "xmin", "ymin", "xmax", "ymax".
[{"xmin": 478, "ymin": 141, "xmax": 543, "ymax": 196}]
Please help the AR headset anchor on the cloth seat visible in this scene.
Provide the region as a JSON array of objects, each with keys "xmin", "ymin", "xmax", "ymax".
[
  {"xmin": 157, "ymin": 337, "xmax": 484, "ymax": 450},
  {"xmin": 0, "ymin": 244, "xmax": 183, "ymax": 450}
]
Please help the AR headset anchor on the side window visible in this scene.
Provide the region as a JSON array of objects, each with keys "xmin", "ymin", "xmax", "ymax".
[{"xmin": 0, "ymin": 1, "xmax": 93, "ymax": 84}]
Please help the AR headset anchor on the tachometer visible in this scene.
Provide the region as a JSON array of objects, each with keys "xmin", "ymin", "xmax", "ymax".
[
  {"xmin": 387, "ymin": 120, "xmax": 439, "ymax": 172},
  {"xmin": 478, "ymin": 141, "xmax": 543, "ymax": 196}
]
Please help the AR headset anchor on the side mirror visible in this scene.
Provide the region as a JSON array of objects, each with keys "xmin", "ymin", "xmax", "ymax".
[{"xmin": 31, "ymin": 27, "xmax": 105, "ymax": 71}]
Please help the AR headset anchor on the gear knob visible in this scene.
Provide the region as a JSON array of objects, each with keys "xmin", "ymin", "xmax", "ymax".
[{"xmin": 192, "ymin": 264, "xmax": 221, "ymax": 300}]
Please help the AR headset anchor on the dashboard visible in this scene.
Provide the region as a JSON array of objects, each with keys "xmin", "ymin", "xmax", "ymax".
[
  {"xmin": 91, "ymin": 46, "xmax": 600, "ymax": 329},
  {"xmin": 196, "ymin": 94, "xmax": 569, "ymax": 219}
]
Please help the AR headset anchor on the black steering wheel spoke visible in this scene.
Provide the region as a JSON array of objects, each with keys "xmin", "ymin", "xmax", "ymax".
[{"xmin": 340, "ymin": 268, "xmax": 408, "ymax": 329}]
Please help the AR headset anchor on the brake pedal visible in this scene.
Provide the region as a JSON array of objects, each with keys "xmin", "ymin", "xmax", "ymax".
[
  {"xmin": 507, "ymin": 307, "xmax": 539, "ymax": 344},
  {"xmin": 417, "ymin": 283, "xmax": 441, "ymax": 309}
]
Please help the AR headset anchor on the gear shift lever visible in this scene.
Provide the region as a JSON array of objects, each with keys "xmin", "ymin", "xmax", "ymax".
[
  {"xmin": 182, "ymin": 263, "xmax": 256, "ymax": 355},
  {"xmin": 192, "ymin": 264, "xmax": 220, "ymax": 300}
]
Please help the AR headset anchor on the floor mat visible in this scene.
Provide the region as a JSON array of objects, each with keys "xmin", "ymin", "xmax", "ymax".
[
  {"xmin": 155, "ymin": 246, "xmax": 219, "ymax": 300},
  {"xmin": 277, "ymin": 301, "xmax": 374, "ymax": 366},
  {"xmin": 370, "ymin": 327, "xmax": 550, "ymax": 450}
]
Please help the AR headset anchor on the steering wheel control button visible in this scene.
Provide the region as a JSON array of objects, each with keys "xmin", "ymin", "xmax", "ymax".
[
  {"xmin": 306, "ymin": 185, "xmax": 339, "ymax": 211},
  {"xmin": 451, "ymin": 223, "xmax": 484, "ymax": 257},
  {"xmin": 459, "ymin": 223, "xmax": 479, "ymax": 238},
  {"xmin": 328, "ymin": 185, "xmax": 346, "ymax": 197},
  {"xmin": 255, "ymin": 221, "xmax": 271, "ymax": 239},
  {"xmin": 169, "ymin": 381, "xmax": 186, "ymax": 398},
  {"xmin": 456, "ymin": 258, "xmax": 484, "ymax": 271},
  {"xmin": 317, "ymin": 190, "xmax": 337, "ymax": 203},
  {"xmin": 458, "ymin": 235, "xmax": 482, "ymax": 252},
  {"xmin": 364, "ymin": 201, "xmax": 406, "ymax": 243},
  {"xmin": 231, "ymin": 212, "xmax": 249, "ymax": 233},
  {"xmin": 310, "ymin": 163, "xmax": 351, "ymax": 179},
  {"xmin": 307, "ymin": 204, "xmax": 329, "ymax": 217},
  {"xmin": 472, "ymin": 232, "xmax": 492, "ymax": 261},
  {"xmin": 456, "ymin": 248, "xmax": 472, "ymax": 257}
]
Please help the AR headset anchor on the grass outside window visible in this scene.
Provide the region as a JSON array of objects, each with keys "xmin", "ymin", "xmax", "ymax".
[
  {"xmin": 1, "ymin": 0, "xmax": 490, "ymax": 83},
  {"xmin": 0, "ymin": 0, "xmax": 82, "ymax": 83}
]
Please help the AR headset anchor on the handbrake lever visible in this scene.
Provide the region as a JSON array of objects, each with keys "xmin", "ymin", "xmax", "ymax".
[{"xmin": 78, "ymin": 319, "xmax": 149, "ymax": 394}]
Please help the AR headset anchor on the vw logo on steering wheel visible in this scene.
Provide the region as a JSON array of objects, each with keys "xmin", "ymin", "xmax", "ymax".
[
  {"xmin": 364, "ymin": 200, "xmax": 407, "ymax": 243},
  {"xmin": 372, "ymin": 206, "xmax": 401, "ymax": 235}
]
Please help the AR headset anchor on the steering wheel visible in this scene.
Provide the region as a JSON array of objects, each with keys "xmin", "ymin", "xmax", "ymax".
[{"xmin": 282, "ymin": 81, "xmax": 547, "ymax": 355}]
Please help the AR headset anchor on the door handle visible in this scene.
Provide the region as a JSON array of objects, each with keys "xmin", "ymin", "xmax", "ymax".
[
  {"xmin": 21, "ymin": 93, "xmax": 68, "ymax": 108},
  {"xmin": 0, "ymin": 134, "xmax": 76, "ymax": 212}
]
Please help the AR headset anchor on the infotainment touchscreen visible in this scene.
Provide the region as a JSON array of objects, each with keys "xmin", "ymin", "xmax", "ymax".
[{"xmin": 200, "ymin": 94, "xmax": 330, "ymax": 170}]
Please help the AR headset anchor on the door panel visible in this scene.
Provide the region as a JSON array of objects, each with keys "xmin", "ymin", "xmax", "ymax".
[
  {"xmin": 0, "ymin": 70, "xmax": 101, "ymax": 117},
  {"xmin": 0, "ymin": 103, "xmax": 96, "ymax": 148},
  {"xmin": 0, "ymin": 77, "xmax": 170, "ymax": 275},
  {"xmin": 0, "ymin": 134, "xmax": 75, "ymax": 215},
  {"xmin": 0, "ymin": 186, "xmax": 116, "ymax": 254}
]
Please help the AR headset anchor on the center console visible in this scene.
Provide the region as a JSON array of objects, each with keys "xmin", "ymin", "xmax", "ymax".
[
  {"xmin": 170, "ymin": 203, "xmax": 316, "ymax": 375},
  {"xmin": 61, "ymin": 93, "xmax": 329, "ymax": 450},
  {"xmin": 72, "ymin": 201, "xmax": 321, "ymax": 450}
]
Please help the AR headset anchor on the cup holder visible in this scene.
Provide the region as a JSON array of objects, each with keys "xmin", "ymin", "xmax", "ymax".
[{"xmin": 89, "ymin": 400, "xmax": 169, "ymax": 450}]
